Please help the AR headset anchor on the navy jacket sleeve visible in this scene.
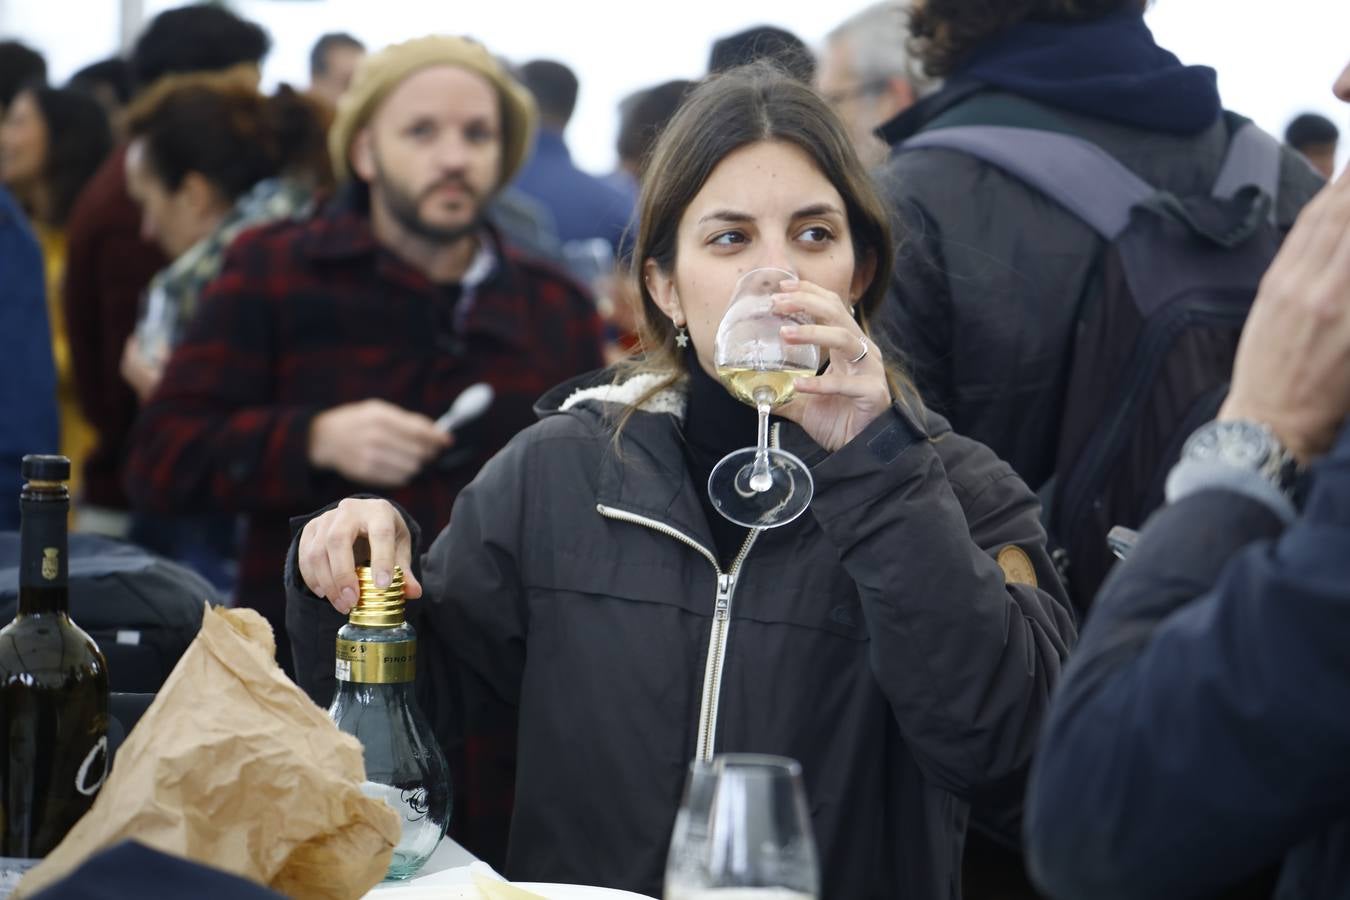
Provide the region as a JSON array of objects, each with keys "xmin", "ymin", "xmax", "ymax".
[
  {"xmin": 0, "ymin": 188, "xmax": 57, "ymax": 525},
  {"xmin": 1025, "ymin": 425, "xmax": 1350, "ymax": 899}
]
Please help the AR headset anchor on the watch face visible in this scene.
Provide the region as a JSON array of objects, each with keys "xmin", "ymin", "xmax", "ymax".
[
  {"xmin": 1188, "ymin": 427, "xmax": 1221, "ymax": 459},
  {"xmin": 1186, "ymin": 421, "xmax": 1274, "ymax": 469},
  {"xmin": 1220, "ymin": 422, "xmax": 1271, "ymax": 468}
]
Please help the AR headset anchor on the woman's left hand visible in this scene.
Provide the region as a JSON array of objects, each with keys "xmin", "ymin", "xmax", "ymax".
[{"xmin": 774, "ymin": 279, "xmax": 892, "ymax": 452}]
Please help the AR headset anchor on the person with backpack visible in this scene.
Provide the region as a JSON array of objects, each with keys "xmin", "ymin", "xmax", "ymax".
[
  {"xmin": 1025, "ymin": 59, "xmax": 1350, "ymax": 899},
  {"xmin": 877, "ymin": 0, "xmax": 1323, "ymax": 608},
  {"xmin": 876, "ymin": 2, "xmax": 1325, "ymax": 895}
]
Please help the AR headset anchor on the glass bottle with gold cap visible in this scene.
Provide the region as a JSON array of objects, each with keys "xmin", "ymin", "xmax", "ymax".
[{"xmin": 328, "ymin": 565, "xmax": 450, "ymax": 880}]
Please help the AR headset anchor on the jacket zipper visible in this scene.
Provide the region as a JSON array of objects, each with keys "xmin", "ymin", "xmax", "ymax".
[
  {"xmin": 594, "ymin": 424, "xmax": 780, "ymax": 763},
  {"xmin": 594, "ymin": 505, "xmax": 760, "ymax": 763}
]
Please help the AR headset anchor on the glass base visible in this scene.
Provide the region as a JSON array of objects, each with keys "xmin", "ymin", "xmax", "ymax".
[
  {"xmin": 383, "ymin": 847, "xmax": 434, "ymax": 881},
  {"xmin": 708, "ymin": 447, "xmax": 814, "ymax": 529},
  {"xmin": 0, "ymin": 858, "xmax": 40, "ymax": 900},
  {"xmin": 358, "ymin": 779, "xmax": 449, "ymax": 882}
]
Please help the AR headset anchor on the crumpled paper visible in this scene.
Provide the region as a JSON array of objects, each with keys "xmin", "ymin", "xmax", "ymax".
[{"xmin": 15, "ymin": 605, "xmax": 401, "ymax": 899}]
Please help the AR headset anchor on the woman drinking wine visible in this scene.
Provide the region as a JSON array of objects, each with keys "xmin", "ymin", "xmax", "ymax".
[{"xmin": 286, "ymin": 63, "xmax": 1076, "ymax": 899}]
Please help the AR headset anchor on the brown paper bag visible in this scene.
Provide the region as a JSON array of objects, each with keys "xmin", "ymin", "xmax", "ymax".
[{"xmin": 15, "ymin": 605, "xmax": 401, "ymax": 899}]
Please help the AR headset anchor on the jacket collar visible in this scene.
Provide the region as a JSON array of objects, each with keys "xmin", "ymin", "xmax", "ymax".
[
  {"xmin": 298, "ymin": 189, "xmax": 380, "ymax": 260},
  {"xmin": 538, "ymin": 369, "xmax": 942, "ymax": 554},
  {"xmin": 298, "ymin": 194, "xmax": 532, "ymax": 351},
  {"xmin": 542, "ymin": 371, "xmax": 703, "ymax": 538},
  {"xmin": 878, "ymin": 78, "xmax": 987, "ymax": 148},
  {"xmin": 538, "ymin": 370, "xmax": 838, "ymax": 549}
]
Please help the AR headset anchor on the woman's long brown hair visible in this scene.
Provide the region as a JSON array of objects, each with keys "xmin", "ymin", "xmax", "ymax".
[{"xmin": 610, "ymin": 61, "xmax": 918, "ymax": 437}]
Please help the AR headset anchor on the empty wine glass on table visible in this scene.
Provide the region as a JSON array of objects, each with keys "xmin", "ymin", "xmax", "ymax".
[
  {"xmin": 664, "ymin": 754, "xmax": 820, "ymax": 900},
  {"xmin": 707, "ymin": 267, "xmax": 819, "ymax": 528}
]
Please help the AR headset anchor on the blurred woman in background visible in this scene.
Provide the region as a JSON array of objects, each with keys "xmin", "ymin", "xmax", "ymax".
[
  {"xmin": 120, "ymin": 67, "xmax": 331, "ymax": 398},
  {"xmin": 0, "ymin": 84, "xmax": 112, "ymax": 506},
  {"xmin": 118, "ymin": 67, "xmax": 329, "ymax": 590}
]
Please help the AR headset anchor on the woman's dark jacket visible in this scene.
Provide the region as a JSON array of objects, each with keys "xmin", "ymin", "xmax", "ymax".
[{"xmin": 287, "ymin": 370, "xmax": 1077, "ymax": 899}]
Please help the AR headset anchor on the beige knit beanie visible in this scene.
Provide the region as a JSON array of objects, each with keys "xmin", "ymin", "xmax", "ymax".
[{"xmin": 328, "ymin": 34, "xmax": 537, "ymax": 185}]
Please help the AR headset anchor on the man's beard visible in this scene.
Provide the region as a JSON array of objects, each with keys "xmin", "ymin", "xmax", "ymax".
[{"xmin": 372, "ymin": 153, "xmax": 484, "ymax": 245}]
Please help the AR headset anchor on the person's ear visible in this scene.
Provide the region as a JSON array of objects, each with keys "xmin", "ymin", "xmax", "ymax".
[
  {"xmin": 643, "ymin": 258, "xmax": 684, "ymax": 327},
  {"xmin": 350, "ymin": 127, "xmax": 376, "ymax": 183},
  {"xmin": 878, "ymin": 77, "xmax": 916, "ymax": 120},
  {"xmin": 179, "ymin": 171, "xmax": 225, "ymax": 219},
  {"xmin": 849, "ymin": 249, "xmax": 878, "ymax": 307}
]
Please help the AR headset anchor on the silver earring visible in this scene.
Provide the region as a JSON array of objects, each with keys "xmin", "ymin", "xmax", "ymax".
[{"xmin": 675, "ymin": 326, "xmax": 689, "ymax": 349}]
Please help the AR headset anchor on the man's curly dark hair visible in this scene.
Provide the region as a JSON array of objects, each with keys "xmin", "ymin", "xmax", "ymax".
[{"xmin": 909, "ymin": 0, "xmax": 1148, "ymax": 78}]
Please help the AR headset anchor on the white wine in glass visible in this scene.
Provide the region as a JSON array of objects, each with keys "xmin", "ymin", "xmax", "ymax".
[
  {"xmin": 715, "ymin": 366, "xmax": 816, "ymax": 408},
  {"xmin": 706, "ymin": 267, "xmax": 819, "ymax": 526}
]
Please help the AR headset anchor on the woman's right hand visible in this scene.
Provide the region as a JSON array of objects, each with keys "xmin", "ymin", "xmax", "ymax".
[{"xmin": 298, "ymin": 497, "xmax": 423, "ymax": 614}]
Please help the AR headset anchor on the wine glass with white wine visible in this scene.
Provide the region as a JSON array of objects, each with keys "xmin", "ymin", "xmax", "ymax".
[{"xmin": 706, "ymin": 267, "xmax": 819, "ymax": 529}]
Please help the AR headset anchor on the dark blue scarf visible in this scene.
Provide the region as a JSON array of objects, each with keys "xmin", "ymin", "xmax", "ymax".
[{"xmin": 958, "ymin": 10, "xmax": 1221, "ymax": 135}]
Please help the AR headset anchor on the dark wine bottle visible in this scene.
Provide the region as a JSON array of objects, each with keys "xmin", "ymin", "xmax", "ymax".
[{"xmin": 0, "ymin": 455, "xmax": 109, "ymax": 858}]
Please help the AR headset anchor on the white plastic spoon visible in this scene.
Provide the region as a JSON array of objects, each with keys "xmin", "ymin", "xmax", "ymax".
[{"xmin": 434, "ymin": 382, "xmax": 495, "ymax": 434}]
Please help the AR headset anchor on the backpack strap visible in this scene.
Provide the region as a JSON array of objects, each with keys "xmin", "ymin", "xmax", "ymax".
[
  {"xmin": 901, "ymin": 126, "xmax": 1155, "ymax": 239},
  {"xmin": 1211, "ymin": 115, "xmax": 1282, "ymax": 220}
]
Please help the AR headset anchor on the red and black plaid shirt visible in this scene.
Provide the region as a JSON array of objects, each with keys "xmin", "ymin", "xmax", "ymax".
[{"xmin": 126, "ymin": 203, "xmax": 603, "ymax": 859}]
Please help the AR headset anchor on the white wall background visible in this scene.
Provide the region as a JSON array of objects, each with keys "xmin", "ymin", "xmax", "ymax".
[{"xmin": 3, "ymin": 0, "xmax": 1347, "ymax": 174}]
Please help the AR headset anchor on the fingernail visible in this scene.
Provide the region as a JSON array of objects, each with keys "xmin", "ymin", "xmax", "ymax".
[
  {"xmin": 341, "ymin": 586, "xmax": 357, "ymax": 610},
  {"xmin": 780, "ymin": 278, "xmax": 799, "ymax": 287},
  {"xmin": 376, "ymin": 569, "xmax": 392, "ymax": 587},
  {"xmin": 780, "ymin": 324, "xmax": 799, "ymax": 336}
]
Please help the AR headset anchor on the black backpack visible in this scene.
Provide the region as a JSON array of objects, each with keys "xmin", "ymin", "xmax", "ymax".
[
  {"xmin": 0, "ymin": 533, "xmax": 218, "ymax": 692},
  {"xmin": 903, "ymin": 100, "xmax": 1286, "ymax": 610}
]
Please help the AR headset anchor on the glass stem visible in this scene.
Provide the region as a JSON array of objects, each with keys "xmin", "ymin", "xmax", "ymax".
[{"xmin": 749, "ymin": 393, "xmax": 773, "ymax": 493}]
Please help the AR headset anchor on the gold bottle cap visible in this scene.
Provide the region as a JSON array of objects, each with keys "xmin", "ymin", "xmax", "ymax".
[{"xmin": 349, "ymin": 565, "xmax": 407, "ymax": 627}]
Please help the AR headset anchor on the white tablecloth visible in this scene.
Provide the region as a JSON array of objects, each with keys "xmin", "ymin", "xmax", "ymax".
[{"xmin": 362, "ymin": 840, "xmax": 657, "ymax": 898}]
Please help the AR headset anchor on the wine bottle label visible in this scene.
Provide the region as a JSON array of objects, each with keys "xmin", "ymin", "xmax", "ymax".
[
  {"xmin": 335, "ymin": 638, "xmax": 417, "ymax": 684},
  {"xmin": 19, "ymin": 502, "xmax": 67, "ymax": 589},
  {"xmin": 75, "ymin": 735, "xmax": 110, "ymax": 796}
]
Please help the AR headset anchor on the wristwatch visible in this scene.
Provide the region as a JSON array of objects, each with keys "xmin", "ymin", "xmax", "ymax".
[{"xmin": 1180, "ymin": 419, "xmax": 1301, "ymax": 498}]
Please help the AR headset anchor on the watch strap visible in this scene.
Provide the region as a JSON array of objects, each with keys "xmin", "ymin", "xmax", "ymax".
[{"xmin": 1165, "ymin": 455, "xmax": 1297, "ymax": 525}]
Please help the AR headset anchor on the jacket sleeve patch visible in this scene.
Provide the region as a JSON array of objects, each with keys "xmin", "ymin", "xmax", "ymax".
[{"xmin": 997, "ymin": 545, "xmax": 1038, "ymax": 588}]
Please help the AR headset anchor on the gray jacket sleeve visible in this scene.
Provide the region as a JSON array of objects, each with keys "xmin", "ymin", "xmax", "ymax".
[{"xmin": 806, "ymin": 406, "xmax": 1076, "ymax": 807}]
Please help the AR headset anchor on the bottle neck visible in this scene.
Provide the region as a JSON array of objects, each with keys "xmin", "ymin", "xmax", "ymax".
[
  {"xmin": 335, "ymin": 627, "xmax": 418, "ymax": 686},
  {"xmin": 18, "ymin": 493, "xmax": 69, "ymax": 616},
  {"xmin": 334, "ymin": 680, "xmax": 417, "ymax": 701}
]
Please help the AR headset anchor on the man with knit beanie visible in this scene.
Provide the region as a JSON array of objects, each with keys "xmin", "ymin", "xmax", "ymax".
[{"xmin": 125, "ymin": 35, "xmax": 605, "ymax": 863}]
